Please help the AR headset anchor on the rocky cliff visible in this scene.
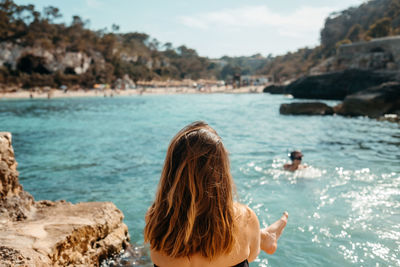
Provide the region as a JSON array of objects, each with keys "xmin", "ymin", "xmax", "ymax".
[
  {"xmin": 0, "ymin": 42, "xmax": 104, "ymax": 76},
  {"xmin": 310, "ymin": 36, "xmax": 400, "ymax": 75},
  {"xmin": 0, "ymin": 132, "xmax": 130, "ymax": 266}
]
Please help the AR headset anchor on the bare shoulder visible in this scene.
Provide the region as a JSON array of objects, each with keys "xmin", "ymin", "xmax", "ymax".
[
  {"xmin": 234, "ymin": 203, "xmax": 261, "ymax": 262},
  {"xmin": 283, "ymin": 163, "xmax": 290, "ymax": 170},
  {"xmin": 234, "ymin": 203, "xmax": 259, "ymax": 229}
]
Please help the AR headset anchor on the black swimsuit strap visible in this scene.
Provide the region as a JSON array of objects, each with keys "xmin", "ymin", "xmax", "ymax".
[
  {"xmin": 232, "ymin": 259, "xmax": 249, "ymax": 267},
  {"xmin": 154, "ymin": 259, "xmax": 249, "ymax": 267}
]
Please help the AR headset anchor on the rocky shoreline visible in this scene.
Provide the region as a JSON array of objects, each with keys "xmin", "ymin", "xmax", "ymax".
[
  {"xmin": 264, "ymin": 69, "xmax": 400, "ymax": 122},
  {"xmin": 265, "ymin": 36, "xmax": 400, "ymax": 122},
  {"xmin": 0, "ymin": 132, "xmax": 130, "ymax": 266}
]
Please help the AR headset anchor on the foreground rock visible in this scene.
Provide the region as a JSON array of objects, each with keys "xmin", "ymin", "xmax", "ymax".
[
  {"xmin": 0, "ymin": 133, "xmax": 34, "ymax": 221},
  {"xmin": 285, "ymin": 69, "xmax": 399, "ymax": 100},
  {"xmin": 0, "ymin": 132, "xmax": 130, "ymax": 266},
  {"xmin": 280, "ymin": 102, "xmax": 334, "ymax": 115},
  {"xmin": 335, "ymin": 82, "xmax": 400, "ymax": 118}
]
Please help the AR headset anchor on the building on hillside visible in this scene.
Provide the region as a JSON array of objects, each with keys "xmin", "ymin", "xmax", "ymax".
[{"xmin": 240, "ymin": 75, "xmax": 270, "ymax": 86}]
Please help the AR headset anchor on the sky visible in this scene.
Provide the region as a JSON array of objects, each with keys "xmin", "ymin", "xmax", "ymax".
[{"xmin": 14, "ymin": 0, "xmax": 366, "ymax": 58}]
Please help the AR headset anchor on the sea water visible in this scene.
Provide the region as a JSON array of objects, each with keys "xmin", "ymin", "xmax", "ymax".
[{"xmin": 0, "ymin": 94, "xmax": 399, "ymax": 266}]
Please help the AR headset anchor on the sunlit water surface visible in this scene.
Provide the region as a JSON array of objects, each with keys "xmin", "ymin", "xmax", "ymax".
[{"xmin": 0, "ymin": 94, "xmax": 399, "ymax": 266}]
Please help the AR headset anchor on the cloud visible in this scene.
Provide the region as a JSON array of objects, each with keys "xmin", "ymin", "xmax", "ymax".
[
  {"xmin": 178, "ymin": 5, "xmax": 336, "ymax": 38},
  {"xmin": 179, "ymin": 17, "xmax": 208, "ymax": 30},
  {"xmin": 86, "ymin": 0, "xmax": 102, "ymax": 8}
]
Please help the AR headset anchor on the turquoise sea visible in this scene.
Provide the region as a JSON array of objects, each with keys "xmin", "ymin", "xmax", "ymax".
[{"xmin": 0, "ymin": 94, "xmax": 399, "ymax": 266}]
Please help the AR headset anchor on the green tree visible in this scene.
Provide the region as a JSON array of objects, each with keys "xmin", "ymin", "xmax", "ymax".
[
  {"xmin": 177, "ymin": 45, "xmax": 198, "ymax": 57},
  {"xmin": 163, "ymin": 42, "xmax": 173, "ymax": 51},
  {"xmin": 220, "ymin": 64, "xmax": 241, "ymax": 80},
  {"xmin": 0, "ymin": 0, "xmax": 33, "ymax": 41},
  {"xmin": 111, "ymin": 23, "xmax": 119, "ymax": 32},
  {"xmin": 43, "ymin": 6, "xmax": 61, "ymax": 22}
]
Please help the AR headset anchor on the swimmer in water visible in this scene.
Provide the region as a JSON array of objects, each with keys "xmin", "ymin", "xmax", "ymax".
[{"xmin": 284, "ymin": 151, "xmax": 307, "ymax": 171}]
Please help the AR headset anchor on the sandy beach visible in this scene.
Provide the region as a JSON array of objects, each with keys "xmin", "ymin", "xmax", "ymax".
[{"xmin": 0, "ymin": 85, "xmax": 265, "ymax": 100}]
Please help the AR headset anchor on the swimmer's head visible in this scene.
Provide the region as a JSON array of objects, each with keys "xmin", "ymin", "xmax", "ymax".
[{"xmin": 289, "ymin": 150, "xmax": 303, "ymax": 161}]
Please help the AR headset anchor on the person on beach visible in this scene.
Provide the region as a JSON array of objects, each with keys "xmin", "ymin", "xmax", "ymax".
[
  {"xmin": 144, "ymin": 121, "xmax": 288, "ymax": 267},
  {"xmin": 284, "ymin": 150, "xmax": 307, "ymax": 171}
]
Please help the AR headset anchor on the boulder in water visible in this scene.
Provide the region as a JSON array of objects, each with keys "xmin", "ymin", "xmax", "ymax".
[
  {"xmin": 335, "ymin": 82, "xmax": 400, "ymax": 118},
  {"xmin": 279, "ymin": 102, "xmax": 334, "ymax": 115}
]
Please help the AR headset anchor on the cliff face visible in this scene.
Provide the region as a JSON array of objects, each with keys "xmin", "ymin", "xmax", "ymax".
[
  {"xmin": 0, "ymin": 42, "xmax": 101, "ymax": 76},
  {"xmin": 0, "ymin": 132, "xmax": 130, "ymax": 266},
  {"xmin": 310, "ymin": 36, "xmax": 400, "ymax": 75}
]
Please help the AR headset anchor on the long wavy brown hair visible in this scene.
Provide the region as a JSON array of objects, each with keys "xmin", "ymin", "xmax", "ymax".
[{"xmin": 144, "ymin": 121, "xmax": 237, "ymax": 259}]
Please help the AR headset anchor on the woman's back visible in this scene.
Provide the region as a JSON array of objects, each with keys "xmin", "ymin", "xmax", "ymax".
[{"xmin": 151, "ymin": 203, "xmax": 260, "ymax": 267}]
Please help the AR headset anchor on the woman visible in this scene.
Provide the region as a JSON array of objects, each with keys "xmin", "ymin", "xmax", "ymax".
[{"xmin": 145, "ymin": 121, "xmax": 288, "ymax": 267}]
